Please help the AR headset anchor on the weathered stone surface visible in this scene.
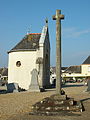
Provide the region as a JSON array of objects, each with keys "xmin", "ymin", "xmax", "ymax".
[
  {"xmin": 87, "ymin": 80, "xmax": 90, "ymax": 91},
  {"xmin": 69, "ymin": 98, "xmax": 74, "ymax": 106},
  {"xmin": 29, "ymin": 69, "xmax": 40, "ymax": 92},
  {"xmin": 54, "ymin": 100, "xmax": 64, "ymax": 105},
  {"xmin": 51, "ymin": 94, "xmax": 67, "ymax": 100},
  {"xmin": 52, "ymin": 10, "xmax": 64, "ymax": 95},
  {"xmin": 30, "ymin": 94, "xmax": 84, "ymax": 116},
  {"xmin": 6, "ymin": 83, "xmax": 19, "ymax": 93}
]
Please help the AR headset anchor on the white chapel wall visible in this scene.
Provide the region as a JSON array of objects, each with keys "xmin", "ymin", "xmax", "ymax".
[{"xmin": 8, "ymin": 51, "xmax": 37, "ymax": 90}]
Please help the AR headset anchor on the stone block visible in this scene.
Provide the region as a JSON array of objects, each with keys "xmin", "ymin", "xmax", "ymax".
[
  {"xmin": 54, "ymin": 100, "xmax": 64, "ymax": 105},
  {"xmin": 69, "ymin": 99, "xmax": 74, "ymax": 106},
  {"xmin": 6, "ymin": 83, "xmax": 19, "ymax": 93},
  {"xmin": 51, "ymin": 94, "xmax": 67, "ymax": 100}
]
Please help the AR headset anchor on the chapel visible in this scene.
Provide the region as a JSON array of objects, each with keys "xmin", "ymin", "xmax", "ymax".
[{"xmin": 8, "ymin": 21, "xmax": 50, "ymax": 90}]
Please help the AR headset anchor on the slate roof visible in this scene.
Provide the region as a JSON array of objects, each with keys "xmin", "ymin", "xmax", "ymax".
[
  {"xmin": 64, "ymin": 66, "xmax": 81, "ymax": 73},
  {"xmin": 82, "ymin": 56, "xmax": 90, "ymax": 64},
  {"xmin": 8, "ymin": 33, "xmax": 41, "ymax": 53}
]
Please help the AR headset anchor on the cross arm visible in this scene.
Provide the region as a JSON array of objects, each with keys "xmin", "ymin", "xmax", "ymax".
[
  {"xmin": 52, "ymin": 15, "xmax": 56, "ymax": 20},
  {"xmin": 52, "ymin": 14, "xmax": 64, "ymax": 20}
]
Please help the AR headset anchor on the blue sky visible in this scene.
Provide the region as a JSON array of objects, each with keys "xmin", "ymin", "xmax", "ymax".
[{"xmin": 0, "ymin": 0, "xmax": 90, "ymax": 67}]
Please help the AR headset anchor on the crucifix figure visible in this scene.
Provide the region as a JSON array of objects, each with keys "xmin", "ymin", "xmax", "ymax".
[{"xmin": 52, "ymin": 10, "xmax": 64, "ymax": 95}]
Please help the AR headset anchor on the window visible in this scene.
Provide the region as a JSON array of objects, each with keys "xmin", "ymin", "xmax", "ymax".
[{"xmin": 16, "ymin": 61, "xmax": 21, "ymax": 67}]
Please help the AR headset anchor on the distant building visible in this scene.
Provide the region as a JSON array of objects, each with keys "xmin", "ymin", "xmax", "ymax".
[
  {"xmin": 81, "ymin": 56, "xmax": 90, "ymax": 76},
  {"xmin": 8, "ymin": 21, "xmax": 50, "ymax": 90},
  {"xmin": 62, "ymin": 56, "xmax": 90, "ymax": 78},
  {"xmin": 0, "ymin": 67, "xmax": 8, "ymax": 80},
  {"xmin": 50, "ymin": 67, "xmax": 67, "ymax": 84},
  {"xmin": 50, "ymin": 56, "xmax": 90, "ymax": 83},
  {"xmin": 50, "ymin": 67, "xmax": 67, "ymax": 74},
  {"xmin": 0, "ymin": 67, "xmax": 8, "ymax": 85}
]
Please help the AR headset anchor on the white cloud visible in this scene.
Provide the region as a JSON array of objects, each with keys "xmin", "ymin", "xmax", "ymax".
[{"xmin": 62, "ymin": 27, "xmax": 90, "ymax": 38}]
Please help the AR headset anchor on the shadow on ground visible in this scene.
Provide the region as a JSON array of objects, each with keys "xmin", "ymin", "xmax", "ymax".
[{"xmin": 63, "ymin": 84, "xmax": 84, "ymax": 88}]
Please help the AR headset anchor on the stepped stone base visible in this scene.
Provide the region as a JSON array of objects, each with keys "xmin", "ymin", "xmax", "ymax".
[{"xmin": 30, "ymin": 94, "xmax": 84, "ymax": 116}]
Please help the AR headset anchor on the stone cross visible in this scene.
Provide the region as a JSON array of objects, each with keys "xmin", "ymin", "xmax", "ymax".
[{"xmin": 52, "ymin": 10, "xmax": 64, "ymax": 95}]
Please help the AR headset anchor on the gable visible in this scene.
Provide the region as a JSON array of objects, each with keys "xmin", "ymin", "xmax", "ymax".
[
  {"xmin": 39, "ymin": 26, "xmax": 49, "ymax": 44},
  {"xmin": 82, "ymin": 56, "xmax": 90, "ymax": 64}
]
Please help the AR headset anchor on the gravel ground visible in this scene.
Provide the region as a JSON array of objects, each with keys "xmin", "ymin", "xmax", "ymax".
[{"xmin": 0, "ymin": 83, "xmax": 90, "ymax": 120}]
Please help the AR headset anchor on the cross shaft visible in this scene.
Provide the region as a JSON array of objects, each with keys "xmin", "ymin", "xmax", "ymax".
[{"xmin": 52, "ymin": 10, "xmax": 64, "ymax": 95}]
